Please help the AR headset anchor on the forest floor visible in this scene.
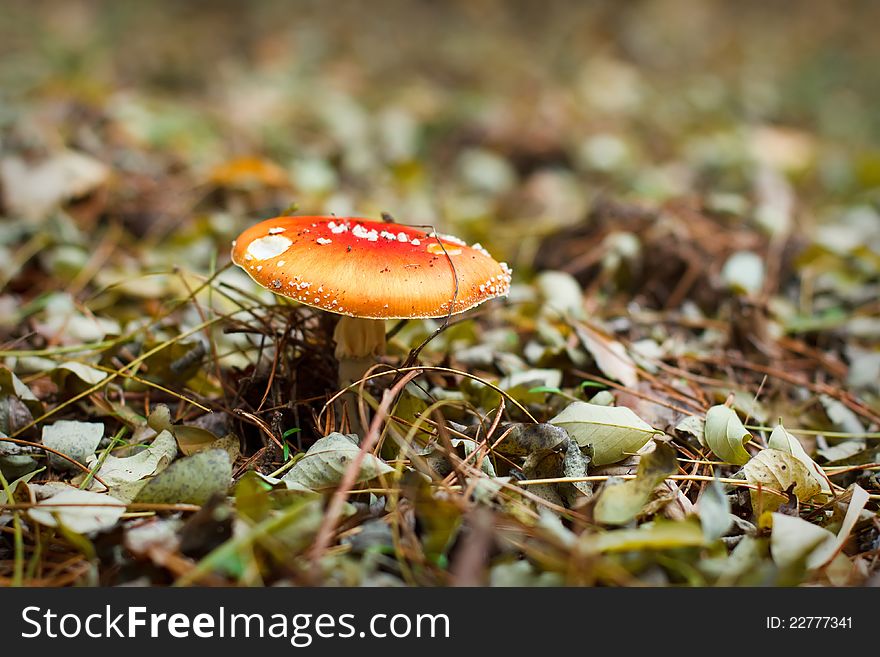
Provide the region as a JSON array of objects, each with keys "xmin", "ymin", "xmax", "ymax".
[{"xmin": 0, "ymin": 1, "xmax": 878, "ymax": 586}]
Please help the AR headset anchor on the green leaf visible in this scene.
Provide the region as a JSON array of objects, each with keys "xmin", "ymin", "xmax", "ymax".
[
  {"xmin": 594, "ymin": 442, "xmax": 676, "ymax": 525},
  {"xmin": 741, "ymin": 448, "xmax": 822, "ymax": 513},
  {"xmin": 527, "ymin": 386, "xmax": 563, "ymax": 395},
  {"xmin": 281, "ymin": 433, "xmax": 393, "ymax": 490},
  {"xmin": 135, "ymin": 448, "xmax": 232, "ymax": 505},
  {"xmin": 703, "ymin": 405, "xmax": 751, "ymax": 465},
  {"xmin": 584, "ymin": 519, "xmax": 706, "ymax": 553},
  {"xmin": 549, "ymin": 401, "xmax": 660, "ymax": 465}
]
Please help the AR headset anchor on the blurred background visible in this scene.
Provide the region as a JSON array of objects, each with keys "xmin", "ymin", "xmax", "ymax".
[{"xmin": 1, "ymin": 0, "xmax": 878, "ymax": 345}]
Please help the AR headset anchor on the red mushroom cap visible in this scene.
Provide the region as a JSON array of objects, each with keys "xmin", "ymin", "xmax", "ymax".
[{"xmin": 231, "ymin": 215, "xmax": 512, "ymax": 319}]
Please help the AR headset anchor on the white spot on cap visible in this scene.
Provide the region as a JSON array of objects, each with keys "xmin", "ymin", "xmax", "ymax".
[
  {"xmin": 352, "ymin": 224, "xmax": 379, "ymax": 242},
  {"xmin": 268, "ymin": 227, "xmax": 286, "ymax": 234},
  {"xmin": 277, "ymin": 260, "xmax": 285, "ymax": 266},
  {"xmin": 471, "ymin": 242, "xmax": 491, "ymax": 257},
  {"xmin": 428, "ymin": 231, "xmax": 467, "ymax": 246},
  {"xmin": 246, "ymin": 235, "xmax": 292, "ymax": 260},
  {"xmin": 411, "ymin": 238, "xmax": 420, "ymax": 246},
  {"xmin": 316, "ymin": 237, "xmax": 332, "ymax": 245}
]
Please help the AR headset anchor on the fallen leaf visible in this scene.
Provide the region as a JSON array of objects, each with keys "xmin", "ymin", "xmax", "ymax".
[
  {"xmin": 703, "ymin": 405, "xmax": 751, "ymax": 465},
  {"xmin": 721, "ymin": 251, "xmax": 764, "ymax": 296},
  {"xmin": 1, "ymin": 150, "xmax": 109, "ymax": 221},
  {"xmin": 549, "ymin": 401, "xmax": 660, "ymax": 465},
  {"xmin": 560, "ymin": 439, "xmax": 592, "ymax": 503},
  {"xmin": 535, "ymin": 270, "xmax": 584, "ymax": 318},
  {"xmin": 51, "ymin": 361, "xmax": 109, "ymax": 388},
  {"xmin": 28, "ymin": 488, "xmax": 125, "ymax": 534},
  {"xmin": 84, "ymin": 429, "xmax": 178, "ymax": 495},
  {"xmin": 741, "ymin": 449, "xmax": 822, "ymax": 513},
  {"xmin": 594, "ymin": 442, "xmax": 676, "ymax": 524},
  {"xmin": 135, "ymin": 448, "xmax": 232, "ymax": 505},
  {"xmin": 584, "ymin": 519, "xmax": 706, "ymax": 553},
  {"xmin": 575, "ymin": 324, "xmax": 638, "ymax": 387},
  {"xmin": 767, "ymin": 423, "xmax": 832, "ymax": 494},
  {"xmin": 770, "ymin": 513, "xmax": 837, "ymax": 570},
  {"xmin": 495, "ymin": 423, "xmax": 570, "ymax": 457},
  {"xmin": 282, "ymin": 433, "xmax": 393, "ymax": 490},
  {"xmin": 41, "ymin": 420, "xmax": 104, "ymax": 471},
  {"xmin": 698, "ymin": 478, "xmax": 734, "ymax": 541},
  {"xmin": 171, "ymin": 424, "xmax": 222, "ymax": 456},
  {"xmin": 675, "ymin": 415, "xmax": 705, "ymax": 441}
]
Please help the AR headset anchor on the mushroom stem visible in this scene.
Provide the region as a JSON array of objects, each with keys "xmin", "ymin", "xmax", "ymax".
[
  {"xmin": 333, "ymin": 316, "xmax": 387, "ymax": 433},
  {"xmin": 333, "ymin": 316, "xmax": 387, "ymax": 365}
]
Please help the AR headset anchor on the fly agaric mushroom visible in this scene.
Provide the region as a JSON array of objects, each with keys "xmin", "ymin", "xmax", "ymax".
[{"xmin": 231, "ymin": 215, "xmax": 512, "ymax": 391}]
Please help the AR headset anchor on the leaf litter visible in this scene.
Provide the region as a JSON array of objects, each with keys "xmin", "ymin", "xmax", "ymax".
[{"xmin": 0, "ymin": 1, "xmax": 878, "ymax": 587}]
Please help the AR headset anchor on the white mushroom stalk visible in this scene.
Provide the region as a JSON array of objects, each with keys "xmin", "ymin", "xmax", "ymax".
[{"xmin": 333, "ymin": 316, "xmax": 387, "ymax": 389}]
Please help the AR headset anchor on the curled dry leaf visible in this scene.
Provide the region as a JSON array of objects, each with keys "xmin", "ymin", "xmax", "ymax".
[
  {"xmin": 0, "ymin": 366, "xmax": 42, "ymax": 416},
  {"xmin": 83, "ymin": 429, "xmax": 178, "ymax": 494},
  {"xmin": 50, "ymin": 361, "xmax": 109, "ymax": 388},
  {"xmin": 675, "ymin": 415, "xmax": 704, "ymax": 441},
  {"xmin": 767, "ymin": 423, "xmax": 832, "ymax": 494},
  {"xmin": 741, "ymin": 449, "xmax": 822, "ymax": 514}
]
